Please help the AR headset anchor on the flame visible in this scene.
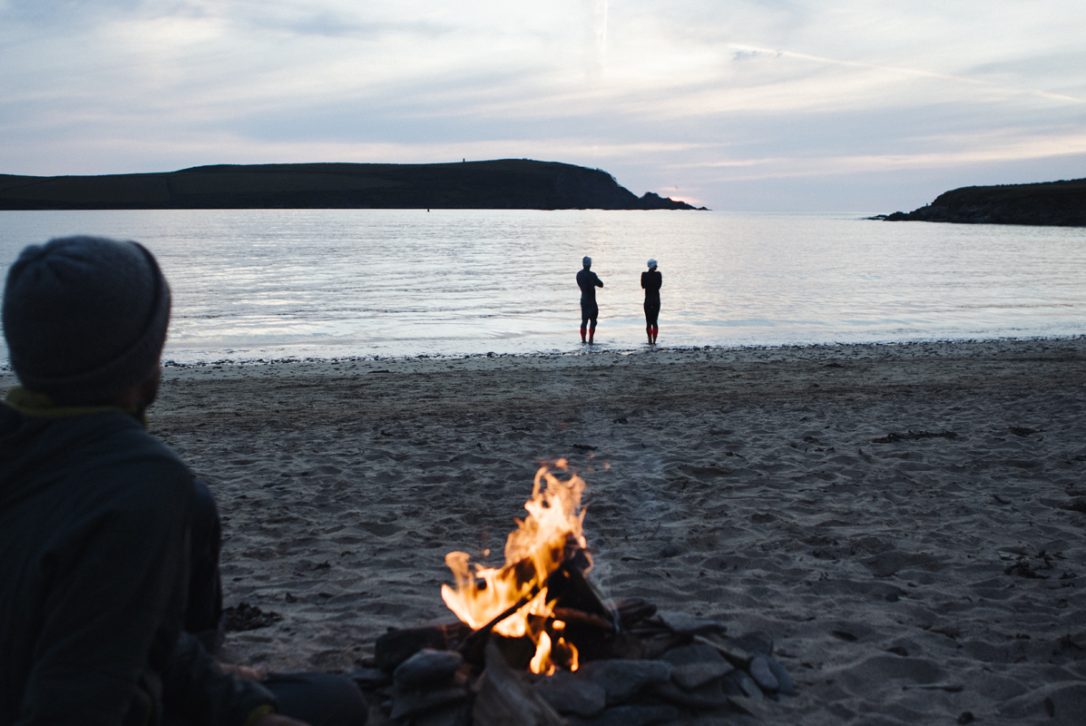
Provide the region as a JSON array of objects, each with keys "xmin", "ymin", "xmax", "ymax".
[{"xmin": 441, "ymin": 460, "xmax": 589, "ymax": 674}]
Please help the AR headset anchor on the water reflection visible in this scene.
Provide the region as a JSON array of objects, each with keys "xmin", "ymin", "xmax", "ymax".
[{"xmin": 0, "ymin": 209, "xmax": 1083, "ymax": 362}]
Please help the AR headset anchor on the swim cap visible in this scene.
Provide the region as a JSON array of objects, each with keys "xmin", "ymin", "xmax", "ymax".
[
  {"xmin": 647, "ymin": 258, "xmax": 657, "ymax": 269},
  {"xmin": 582, "ymin": 256, "xmax": 592, "ymax": 267}
]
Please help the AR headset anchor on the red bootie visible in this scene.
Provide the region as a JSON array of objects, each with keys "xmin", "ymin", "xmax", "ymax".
[
  {"xmin": 646, "ymin": 325, "xmax": 653, "ymax": 344},
  {"xmin": 589, "ymin": 326, "xmax": 596, "ymax": 344},
  {"xmin": 651, "ymin": 325, "xmax": 659, "ymax": 344},
  {"xmin": 580, "ymin": 325, "xmax": 587, "ymax": 343}
]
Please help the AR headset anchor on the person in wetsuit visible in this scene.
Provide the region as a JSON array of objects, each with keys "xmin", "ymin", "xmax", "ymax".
[
  {"xmin": 641, "ymin": 258, "xmax": 662, "ymax": 344},
  {"xmin": 576, "ymin": 255, "xmax": 604, "ymax": 344}
]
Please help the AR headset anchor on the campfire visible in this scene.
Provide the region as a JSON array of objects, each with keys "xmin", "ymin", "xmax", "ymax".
[
  {"xmin": 441, "ymin": 460, "xmax": 602, "ymax": 676},
  {"xmin": 353, "ymin": 461, "xmax": 796, "ymax": 724}
]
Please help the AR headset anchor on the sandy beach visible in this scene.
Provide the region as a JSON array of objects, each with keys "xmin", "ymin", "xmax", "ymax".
[{"xmin": 6, "ymin": 337, "xmax": 1084, "ymax": 724}]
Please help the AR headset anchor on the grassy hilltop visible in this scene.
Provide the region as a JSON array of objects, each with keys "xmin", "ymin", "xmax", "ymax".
[
  {"xmin": 0, "ymin": 159, "xmax": 700, "ymax": 211},
  {"xmin": 878, "ymin": 178, "xmax": 1086, "ymax": 226}
]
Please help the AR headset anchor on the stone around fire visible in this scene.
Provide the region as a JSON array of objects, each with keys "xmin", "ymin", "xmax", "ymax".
[
  {"xmin": 393, "ymin": 648, "xmax": 465, "ymax": 689},
  {"xmin": 533, "ymin": 671, "xmax": 607, "ymax": 717},
  {"xmin": 660, "ymin": 642, "xmax": 734, "ymax": 690},
  {"xmin": 654, "ymin": 610, "xmax": 727, "ymax": 636},
  {"xmin": 576, "ymin": 659, "xmax": 674, "ymax": 705}
]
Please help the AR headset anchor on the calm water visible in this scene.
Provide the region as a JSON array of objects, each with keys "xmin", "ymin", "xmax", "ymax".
[{"xmin": 1, "ymin": 209, "xmax": 1084, "ymax": 363}]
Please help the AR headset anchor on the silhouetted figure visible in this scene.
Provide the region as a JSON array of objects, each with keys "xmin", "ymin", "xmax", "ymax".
[
  {"xmin": 641, "ymin": 258, "xmax": 662, "ymax": 344},
  {"xmin": 577, "ymin": 256, "xmax": 604, "ymax": 344},
  {"xmin": 1, "ymin": 236, "xmax": 367, "ymax": 726}
]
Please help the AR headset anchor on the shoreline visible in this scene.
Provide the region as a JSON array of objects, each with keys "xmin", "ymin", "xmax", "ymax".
[
  {"xmin": 3, "ymin": 336, "xmax": 1084, "ymax": 724},
  {"xmin": 5, "ymin": 333, "xmax": 1080, "ymax": 375},
  {"xmin": 143, "ymin": 332, "xmax": 1084, "ymax": 371}
]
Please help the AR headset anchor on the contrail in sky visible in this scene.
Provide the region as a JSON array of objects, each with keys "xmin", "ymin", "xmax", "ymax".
[
  {"xmin": 729, "ymin": 43, "xmax": 1084, "ymax": 105},
  {"xmin": 594, "ymin": 0, "xmax": 608, "ymax": 71}
]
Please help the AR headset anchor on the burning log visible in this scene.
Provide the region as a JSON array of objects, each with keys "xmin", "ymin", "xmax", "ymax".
[
  {"xmin": 441, "ymin": 461, "xmax": 606, "ymax": 675},
  {"xmin": 458, "ymin": 547, "xmax": 618, "ymax": 668},
  {"xmin": 551, "ymin": 607, "xmax": 612, "ymax": 631},
  {"xmin": 456, "ymin": 584, "xmax": 540, "ymax": 669},
  {"xmin": 459, "ymin": 583, "xmax": 541, "ymax": 649},
  {"xmin": 542, "ymin": 543, "xmax": 615, "ymax": 626}
]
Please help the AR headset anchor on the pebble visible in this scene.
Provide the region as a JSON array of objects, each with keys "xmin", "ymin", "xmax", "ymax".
[
  {"xmin": 389, "ymin": 684, "xmax": 468, "ymax": 720},
  {"xmin": 749, "ymin": 655, "xmax": 780, "ymax": 692},
  {"xmin": 767, "ymin": 656, "xmax": 796, "ymax": 695},
  {"xmin": 655, "ymin": 610, "xmax": 727, "ymax": 635},
  {"xmin": 534, "ymin": 671, "xmax": 607, "ymax": 717},
  {"xmin": 732, "ymin": 671, "xmax": 765, "ymax": 701},
  {"xmin": 661, "ymin": 642, "xmax": 734, "ymax": 690},
  {"xmin": 577, "ymin": 659, "xmax": 673, "ymax": 704},
  {"xmin": 393, "ymin": 648, "xmax": 464, "ymax": 689},
  {"xmin": 651, "ymin": 680, "xmax": 732, "ymax": 709}
]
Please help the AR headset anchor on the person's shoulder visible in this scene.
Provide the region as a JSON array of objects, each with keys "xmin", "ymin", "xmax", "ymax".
[
  {"xmin": 11, "ymin": 414, "xmax": 195, "ymax": 537},
  {"xmin": 113, "ymin": 423, "xmax": 192, "ymax": 479},
  {"xmin": 88, "ymin": 412, "xmax": 185, "ymax": 461},
  {"xmin": 73, "ymin": 414, "xmax": 194, "ymax": 501}
]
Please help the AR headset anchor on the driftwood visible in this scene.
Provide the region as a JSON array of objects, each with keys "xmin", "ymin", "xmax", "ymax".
[
  {"xmin": 552, "ymin": 607, "xmax": 613, "ymax": 630},
  {"xmin": 375, "ymin": 622, "xmax": 470, "ymax": 670}
]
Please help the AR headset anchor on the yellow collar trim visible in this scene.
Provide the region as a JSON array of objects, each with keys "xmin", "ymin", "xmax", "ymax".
[{"xmin": 4, "ymin": 386, "xmax": 138, "ymax": 421}]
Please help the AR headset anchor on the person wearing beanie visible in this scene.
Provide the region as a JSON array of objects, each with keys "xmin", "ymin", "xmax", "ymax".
[
  {"xmin": 0, "ymin": 237, "xmax": 366, "ymax": 726},
  {"xmin": 641, "ymin": 258, "xmax": 663, "ymax": 345},
  {"xmin": 576, "ymin": 255, "xmax": 604, "ymax": 344},
  {"xmin": 2, "ymin": 235, "xmax": 172, "ymax": 408}
]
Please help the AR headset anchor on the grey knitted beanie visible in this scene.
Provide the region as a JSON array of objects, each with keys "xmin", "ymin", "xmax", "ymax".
[{"xmin": 2, "ymin": 236, "xmax": 171, "ymax": 404}]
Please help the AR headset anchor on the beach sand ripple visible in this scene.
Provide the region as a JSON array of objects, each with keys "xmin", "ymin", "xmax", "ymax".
[{"xmin": 7, "ymin": 338, "xmax": 1082, "ymax": 724}]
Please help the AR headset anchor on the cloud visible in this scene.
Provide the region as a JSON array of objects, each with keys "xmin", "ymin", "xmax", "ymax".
[
  {"xmin": 725, "ymin": 43, "xmax": 1085, "ymax": 105},
  {"xmin": 2, "ymin": 0, "xmax": 1085, "ymax": 210}
]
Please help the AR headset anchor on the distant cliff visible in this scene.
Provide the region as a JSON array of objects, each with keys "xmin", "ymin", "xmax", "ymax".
[
  {"xmin": 875, "ymin": 178, "xmax": 1086, "ymax": 227},
  {"xmin": 0, "ymin": 160, "xmax": 703, "ymax": 211}
]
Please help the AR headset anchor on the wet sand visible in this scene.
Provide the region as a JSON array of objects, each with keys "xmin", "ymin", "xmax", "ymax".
[{"xmin": 9, "ymin": 337, "xmax": 1085, "ymax": 723}]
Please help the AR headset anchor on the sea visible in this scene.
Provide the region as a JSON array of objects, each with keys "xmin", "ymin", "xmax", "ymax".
[{"xmin": 1, "ymin": 209, "xmax": 1084, "ymax": 364}]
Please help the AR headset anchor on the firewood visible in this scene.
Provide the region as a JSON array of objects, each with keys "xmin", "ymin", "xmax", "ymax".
[
  {"xmin": 472, "ymin": 641, "xmax": 564, "ymax": 725},
  {"xmin": 553, "ymin": 607, "xmax": 614, "ymax": 631},
  {"xmin": 611, "ymin": 596, "xmax": 658, "ymax": 627}
]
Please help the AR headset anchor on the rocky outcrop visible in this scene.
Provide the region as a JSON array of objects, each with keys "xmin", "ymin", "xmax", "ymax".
[
  {"xmin": 874, "ymin": 178, "xmax": 1086, "ymax": 226},
  {"xmin": 0, "ymin": 160, "xmax": 704, "ymax": 211}
]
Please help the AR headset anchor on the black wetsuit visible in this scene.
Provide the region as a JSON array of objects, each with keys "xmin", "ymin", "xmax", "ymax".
[
  {"xmin": 577, "ymin": 268, "xmax": 604, "ymax": 326},
  {"xmin": 641, "ymin": 269, "xmax": 662, "ymax": 326}
]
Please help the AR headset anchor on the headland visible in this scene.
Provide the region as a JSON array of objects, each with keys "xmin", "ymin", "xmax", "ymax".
[
  {"xmin": 874, "ymin": 178, "xmax": 1086, "ymax": 226},
  {"xmin": 0, "ymin": 159, "xmax": 702, "ymax": 211}
]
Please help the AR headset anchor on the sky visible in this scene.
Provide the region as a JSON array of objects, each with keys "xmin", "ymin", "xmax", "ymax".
[{"xmin": 1, "ymin": 1, "xmax": 1084, "ymax": 212}]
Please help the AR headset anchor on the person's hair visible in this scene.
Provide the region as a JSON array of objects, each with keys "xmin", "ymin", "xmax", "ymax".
[{"xmin": 3, "ymin": 236, "xmax": 171, "ymax": 404}]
